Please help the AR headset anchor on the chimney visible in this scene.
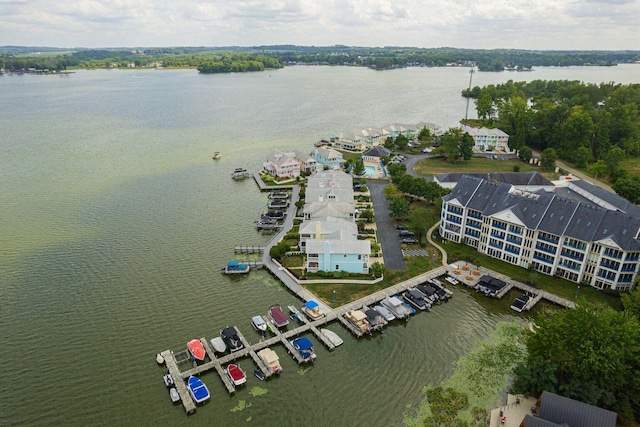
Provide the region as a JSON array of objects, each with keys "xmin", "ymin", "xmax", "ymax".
[{"xmin": 316, "ymin": 221, "xmax": 322, "ymax": 239}]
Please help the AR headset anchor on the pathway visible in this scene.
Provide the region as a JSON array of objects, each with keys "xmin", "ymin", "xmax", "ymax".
[{"xmin": 366, "ymin": 181, "xmax": 407, "ymax": 270}]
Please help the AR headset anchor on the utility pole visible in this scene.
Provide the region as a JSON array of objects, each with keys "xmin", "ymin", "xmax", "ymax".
[{"xmin": 465, "ymin": 65, "xmax": 476, "ymax": 121}]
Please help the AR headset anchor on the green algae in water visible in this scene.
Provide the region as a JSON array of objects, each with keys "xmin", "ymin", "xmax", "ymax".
[
  {"xmin": 230, "ymin": 400, "xmax": 252, "ymax": 412},
  {"xmin": 246, "ymin": 416, "xmax": 252, "ymax": 422},
  {"xmin": 298, "ymin": 366, "xmax": 312, "ymax": 376},
  {"xmin": 250, "ymin": 386, "xmax": 268, "ymax": 397}
]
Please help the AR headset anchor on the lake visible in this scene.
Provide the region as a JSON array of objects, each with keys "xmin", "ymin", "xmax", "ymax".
[{"xmin": 1, "ymin": 64, "xmax": 638, "ymax": 426}]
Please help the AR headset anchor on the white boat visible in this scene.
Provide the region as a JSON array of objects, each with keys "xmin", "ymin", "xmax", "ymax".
[
  {"xmin": 212, "ymin": 152, "xmax": 221, "ymax": 159},
  {"xmin": 373, "ymin": 305, "xmax": 396, "ymax": 322},
  {"xmin": 381, "ymin": 296, "xmax": 412, "ymax": 320},
  {"xmin": 156, "ymin": 353, "xmax": 165, "ymax": 365},
  {"xmin": 169, "ymin": 387, "xmax": 180, "ymax": 403},
  {"xmin": 187, "ymin": 376, "xmax": 210, "ymax": 404},
  {"xmin": 301, "ymin": 300, "xmax": 325, "ymax": 320},
  {"xmin": 163, "ymin": 374, "xmax": 174, "ymax": 387},
  {"xmin": 226, "ymin": 363, "xmax": 247, "ymax": 386},
  {"xmin": 251, "ymin": 315, "xmax": 268, "ymax": 332},
  {"xmin": 320, "ymin": 328, "xmax": 344, "ymax": 347},
  {"xmin": 210, "ymin": 336, "xmax": 227, "ymax": 353}
]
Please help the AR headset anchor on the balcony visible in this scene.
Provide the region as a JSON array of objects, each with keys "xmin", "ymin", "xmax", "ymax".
[
  {"xmin": 505, "ymin": 246, "xmax": 520, "ymax": 255},
  {"xmin": 468, "ymin": 212, "xmax": 482, "ymax": 220},
  {"xmin": 447, "ymin": 216, "xmax": 462, "ymax": 224},
  {"xmin": 506, "ymin": 236, "xmax": 522, "ymax": 245},
  {"xmin": 560, "ymin": 250, "xmax": 584, "ymax": 261},
  {"xmin": 603, "ymin": 251, "xmax": 622, "ymax": 260},
  {"xmin": 533, "ymin": 254, "xmax": 553, "ymax": 264},
  {"xmin": 508, "ymin": 227, "xmax": 523, "ymax": 235},
  {"xmin": 560, "ymin": 262, "xmax": 580, "ymax": 271},
  {"xmin": 625, "ymin": 255, "xmax": 640, "ymax": 262},
  {"xmin": 488, "ymin": 241, "xmax": 503, "ymax": 250},
  {"xmin": 491, "ymin": 231, "xmax": 505, "ymax": 239},
  {"xmin": 535, "ymin": 244, "xmax": 556, "ymax": 255},
  {"xmin": 538, "ymin": 234, "xmax": 559, "ymax": 245},
  {"xmin": 599, "ymin": 261, "xmax": 620, "ymax": 271},
  {"xmin": 621, "ymin": 266, "xmax": 636, "ymax": 272},
  {"xmin": 564, "ymin": 241, "xmax": 586, "ymax": 251},
  {"xmin": 493, "ymin": 223, "xmax": 507, "ymax": 231}
]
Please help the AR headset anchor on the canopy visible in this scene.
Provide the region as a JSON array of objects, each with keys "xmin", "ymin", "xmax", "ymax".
[
  {"xmin": 293, "ymin": 337, "xmax": 313, "ymax": 350},
  {"xmin": 303, "ymin": 300, "xmax": 319, "ymax": 309}
]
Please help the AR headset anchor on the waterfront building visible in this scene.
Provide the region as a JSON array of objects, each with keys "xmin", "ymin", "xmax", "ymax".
[
  {"xmin": 461, "ymin": 125, "xmax": 512, "ymax": 153},
  {"xmin": 362, "ymin": 146, "xmax": 391, "ymax": 162},
  {"xmin": 302, "ymin": 171, "xmax": 370, "ymax": 274},
  {"xmin": 334, "ymin": 133, "xmax": 366, "ymax": 151},
  {"xmin": 440, "ymin": 175, "xmax": 640, "ymax": 291},
  {"xmin": 263, "ymin": 151, "xmax": 301, "ymax": 179},
  {"xmin": 312, "ymin": 147, "xmax": 345, "ymax": 170},
  {"xmin": 432, "ymin": 171, "xmax": 553, "ymax": 190},
  {"xmin": 522, "ymin": 391, "xmax": 616, "ymax": 427},
  {"xmin": 292, "ymin": 150, "xmax": 321, "ymax": 175}
]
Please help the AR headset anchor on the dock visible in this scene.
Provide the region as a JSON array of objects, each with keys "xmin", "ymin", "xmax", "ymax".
[{"xmin": 234, "ymin": 246, "xmax": 265, "ymax": 254}]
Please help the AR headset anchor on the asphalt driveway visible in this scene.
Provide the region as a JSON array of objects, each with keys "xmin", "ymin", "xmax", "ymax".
[{"xmin": 366, "ymin": 181, "xmax": 406, "ymax": 271}]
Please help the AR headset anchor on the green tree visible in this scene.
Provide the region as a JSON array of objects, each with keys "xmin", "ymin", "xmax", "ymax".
[
  {"xmin": 518, "ymin": 146, "xmax": 532, "ymax": 162},
  {"xmin": 497, "ymin": 96, "xmax": 531, "ymax": 150},
  {"xmin": 573, "ymin": 146, "xmax": 592, "ymax": 168},
  {"xmin": 612, "ymin": 176, "xmax": 640, "ymax": 204},
  {"xmin": 622, "ymin": 288, "xmax": 640, "ymax": 320},
  {"xmin": 409, "ymin": 207, "xmax": 434, "ymax": 244},
  {"xmin": 423, "ymin": 386, "xmax": 470, "ymax": 427},
  {"xmin": 395, "ymin": 134, "xmax": 409, "ymax": 150},
  {"xmin": 589, "ymin": 160, "xmax": 608, "ymax": 181},
  {"xmin": 476, "ymin": 91, "xmax": 495, "ymax": 121},
  {"xmin": 604, "ymin": 146, "xmax": 626, "ymax": 178},
  {"xmin": 460, "ymin": 132, "xmax": 474, "ymax": 160},
  {"xmin": 370, "ymin": 261, "xmax": 385, "ymax": 278},
  {"xmin": 540, "ymin": 147, "xmax": 557, "ymax": 170},
  {"xmin": 418, "ymin": 126, "xmax": 432, "ymax": 142},
  {"xmin": 359, "ymin": 208, "xmax": 374, "ymax": 222},
  {"xmin": 512, "ymin": 302, "xmax": 640, "ymax": 422},
  {"xmin": 387, "ymin": 163, "xmax": 407, "ymax": 182},
  {"xmin": 388, "ymin": 196, "xmax": 410, "ymax": 219},
  {"xmin": 438, "ymin": 127, "xmax": 466, "ymax": 163},
  {"xmin": 352, "ymin": 157, "xmax": 366, "ymax": 176},
  {"xmin": 384, "ymin": 183, "xmax": 400, "ymax": 199},
  {"xmin": 269, "ymin": 242, "xmax": 290, "ymax": 260},
  {"xmin": 383, "ymin": 136, "xmax": 395, "ymax": 149}
]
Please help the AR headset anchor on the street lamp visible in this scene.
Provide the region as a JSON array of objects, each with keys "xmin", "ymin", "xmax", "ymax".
[{"xmin": 574, "ymin": 285, "xmax": 580, "ymax": 301}]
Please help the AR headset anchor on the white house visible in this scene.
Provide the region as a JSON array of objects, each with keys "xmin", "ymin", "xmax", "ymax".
[{"xmin": 461, "ymin": 125, "xmax": 512, "ymax": 153}]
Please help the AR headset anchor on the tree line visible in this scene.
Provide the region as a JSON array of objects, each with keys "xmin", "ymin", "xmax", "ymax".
[{"xmin": 463, "ymin": 79, "xmax": 640, "ymax": 202}]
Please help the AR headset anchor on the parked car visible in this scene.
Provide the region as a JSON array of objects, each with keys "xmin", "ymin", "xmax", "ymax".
[
  {"xmin": 398, "ymin": 230, "xmax": 415, "ymax": 238},
  {"xmin": 396, "ymin": 224, "xmax": 406, "ymax": 230},
  {"xmin": 401, "ymin": 238, "xmax": 419, "ymax": 244}
]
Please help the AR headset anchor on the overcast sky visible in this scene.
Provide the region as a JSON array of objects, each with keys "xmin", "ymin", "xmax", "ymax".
[{"xmin": 1, "ymin": 0, "xmax": 639, "ymax": 50}]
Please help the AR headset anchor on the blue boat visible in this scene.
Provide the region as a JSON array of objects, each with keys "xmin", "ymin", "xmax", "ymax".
[
  {"xmin": 187, "ymin": 376, "xmax": 210, "ymax": 404},
  {"xmin": 221, "ymin": 260, "xmax": 250, "ymax": 275},
  {"xmin": 291, "ymin": 337, "xmax": 317, "ymax": 363}
]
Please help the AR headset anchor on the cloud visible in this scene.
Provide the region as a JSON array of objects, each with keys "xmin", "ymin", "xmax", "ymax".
[{"xmin": 0, "ymin": 0, "xmax": 638, "ymax": 49}]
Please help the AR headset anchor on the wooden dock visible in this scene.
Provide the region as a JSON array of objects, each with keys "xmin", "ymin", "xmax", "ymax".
[
  {"xmin": 234, "ymin": 246, "xmax": 265, "ymax": 254},
  {"xmin": 161, "ymin": 350, "xmax": 196, "ymax": 414}
]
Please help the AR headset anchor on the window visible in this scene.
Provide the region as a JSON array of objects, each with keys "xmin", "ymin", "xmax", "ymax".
[{"xmin": 335, "ymin": 265, "xmax": 339, "ymax": 270}]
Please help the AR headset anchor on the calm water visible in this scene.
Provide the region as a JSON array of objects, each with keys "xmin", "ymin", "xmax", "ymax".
[{"xmin": 1, "ymin": 65, "xmax": 638, "ymax": 427}]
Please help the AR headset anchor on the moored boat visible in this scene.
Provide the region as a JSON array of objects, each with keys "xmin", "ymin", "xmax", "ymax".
[
  {"xmin": 320, "ymin": 328, "xmax": 344, "ymax": 347},
  {"xmin": 287, "ymin": 305, "xmax": 305, "ymax": 322},
  {"xmin": 510, "ymin": 294, "xmax": 531, "ymax": 313},
  {"xmin": 364, "ymin": 308, "xmax": 387, "ymax": 332},
  {"xmin": 220, "ymin": 326, "xmax": 244, "ymax": 352},
  {"xmin": 169, "ymin": 387, "xmax": 180, "ymax": 403},
  {"xmin": 210, "ymin": 336, "xmax": 227, "ymax": 353},
  {"xmin": 291, "ymin": 337, "xmax": 317, "ymax": 363},
  {"xmin": 268, "ymin": 191, "xmax": 289, "ymax": 199},
  {"xmin": 268, "ymin": 304, "xmax": 289, "ymax": 328},
  {"xmin": 301, "ymin": 300, "xmax": 325, "ymax": 320},
  {"xmin": 403, "ymin": 289, "xmax": 430, "ymax": 311},
  {"xmin": 251, "ymin": 315, "xmax": 268, "ymax": 332},
  {"xmin": 156, "ymin": 353, "xmax": 165, "ymax": 365},
  {"xmin": 163, "ymin": 374, "xmax": 174, "ymax": 387},
  {"xmin": 344, "ymin": 309, "xmax": 371, "ymax": 334},
  {"xmin": 373, "ymin": 305, "xmax": 396, "ymax": 322},
  {"xmin": 226, "ymin": 363, "xmax": 247, "ymax": 386},
  {"xmin": 381, "ymin": 296, "xmax": 411, "ymax": 320},
  {"xmin": 212, "ymin": 152, "xmax": 221, "ymax": 159},
  {"xmin": 267, "ymin": 199, "xmax": 289, "ymax": 209},
  {"xmin": 187, "ymin": 376, "xmax": 210, "ymax": 404},
  {"xmin": 231, "ymin": 168, "xmax": 251, "ymax": 180},
  {"xmin": 257, "ymin": 348, "xmax": 283, "ymax": 374},
  {"xmin": 253, "ymin": 369, "xmax": 267, "ymax": 381},
  {"xmin": 221, "ymin": 260, "xmax": 250, "ymax": 275},
  {"xmin": 187, "ymin": 338, "xmax": 206, "ymax": 361}
]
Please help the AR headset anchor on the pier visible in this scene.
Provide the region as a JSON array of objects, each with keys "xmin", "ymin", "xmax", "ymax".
[{"xmin": 234, "ymin": 246, "xmax": 265, "ymax": 254}]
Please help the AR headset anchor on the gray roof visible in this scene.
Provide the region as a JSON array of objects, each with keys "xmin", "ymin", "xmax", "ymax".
[
  {"xmin": 522, "ymin": 415, "xmax": 564, "ymax": 427},
  {"xmin": 538, "ymin": 391, "xmax": 617, "ymax": 427},
  {"xmin": 570, "ymin": 180, "xmax": 640, "ymax": 216},
  {"xmin": 436, "ymin": 171, "xmax": 552, "ymax": 187},
  {"xmin": 362, "ymin": 146, "xmax": 391, "ymax": 158},
  {"xmin": 446, "ymin": 176, "xmax": 640, "ymax": 250}
]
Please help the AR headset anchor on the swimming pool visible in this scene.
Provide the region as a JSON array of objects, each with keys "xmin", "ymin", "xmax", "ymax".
[{"xmin": 365, "ymin": 165, "xmax": 376, "ymax": 176}]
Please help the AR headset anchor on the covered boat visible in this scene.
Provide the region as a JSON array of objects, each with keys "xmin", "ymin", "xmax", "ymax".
[
  {"xmin": 169, "ymin": 387, "xmax": 180, "ymax": 403},
  {"xmin": 220, "ymin": 326, "xmax": 244, "ymax": 352},
  {"xmin": 252, "ymin": 315, "xmax": 268, "ymax": 332},
  {"xmin": 403, "ymin": 289, "xmax": 430, "ymax": 311},
  {"xmin": 187, "ymin": 338, "xmax": 206, "ymax": 361},
  {"xmin": 221, "ymin": 260, "xmax": 250, "ymax": 275},
  {"xmin": 268, "ymin": 191, "xmax": 289, "ymax": 199},
  {"xmin": 510, "ymin": 294, "xmax": 531, "ymax": 313},
  {"xmin": 268, "ymin": 304, "xmax": 289, "ymax": 328},
  {"xmin": 291, "ymin": 337, "xmax": 317, "ymax": 363},
  {"xmin": 226, "ymin": 363, "xmax": 247, "ymax": 386},
  {"xmin": 373, "ymin": 305, "xmax": 396, "ymax": 322},
  {"xmin": 364, "ymin": 308, "xmax": 387, "ymax": 332},
  {"xmin": 301, "ymin": 300, "xmax": 325, "ymax": 320},
  {"xmin": 268, "ymin": 199, "xmax": 289, "ymax": 209},
  {"xmin": 257, "ymin": 348, "xmax": 283, "ymax": 374},
  {"xmin": 320, "ymin": 328, "xmax": 344, "ymax": 347},
  {"xmin": 381, "ymin": 296, "xmax": 412, "ymax": 320},
  {"xmin": 210, "ymin": 336, "xmax": 227, "ymax": 353},
  {"xmin": 187, "ymin": 376, "xmax": 210, "ymax": 404},
  {"xmin": 344, "ymin": 310, "xmax": 371, "ymax": 334},
  {"xmin": 163, "ymin": 374, "xmax": 174, "ymax": 387}
]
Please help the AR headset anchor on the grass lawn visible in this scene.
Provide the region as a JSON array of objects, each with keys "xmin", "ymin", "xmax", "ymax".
[{"xmin": 414, "ymin": 156, "xmax": 549, "ymax": 176}]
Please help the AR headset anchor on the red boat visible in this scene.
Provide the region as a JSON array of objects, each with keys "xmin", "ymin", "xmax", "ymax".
[
  {"xmin": 268, "ymin": 304, "xmax": 289, "ymax": 328},
  {"xmin": 226, "ymin": 363, "xmax": 247, "ymax": 386},
  {"xmin": 187, "ymin": 338, "xmax": 206, "ymax": 361}
]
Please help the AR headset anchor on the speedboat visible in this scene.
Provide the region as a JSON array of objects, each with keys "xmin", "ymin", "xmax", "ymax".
[
  {"xmin": 212, "ymin": 152, "xmax": 221, "ymax": 159},
  {"xmin": 416, "ymin": 283, "xmax": 439, "ymax": 303},
  {"xmin": 268, "ymin": 199, "xmax": 289, "ymax": 209},
  {"xmin": 263, "ymin": 210, "xmax": 285, "ymax": 220},
  {"xmin": 252, "ymin": 315, "xmax": 268, "ymax": 332},
  {"xmin": 402, "ymin": 301, "xmax": 416, "ymax": 315},
  {"xmin": 301, "ymin": 300, "xmax": 325, "ymax": 320},
  {"xmin": 320, "ymin": 328, "xmax": 344, "ymax": 347},
  {"xmin": 210, "ymin": 336, "xmax": 227, "ymax": 353},
  {"xmin": 187, "ymin": 376, "xmax": 210, "ymax": 404},
  {"xmin": 257, "ymin": 348, "xmax": 283, "ymax": 374},
  {"xmin": 287, "ymin": 305, "xmax": 305, "ymax": 322},
  {"xmin": 226, "ymin": 363, "xmax": 247, "ymax": 386},
  {"xmin": 510, "ymin": 294, "xmax": 531, "ymax": 313},
  {"xmin": 403, "ymin": 289, "xmax": 430, "ymax": 311},
  {"xmin": 291, "ymin": 337, "xmax": 317, "ymax": 363},
  {"xmin": 169, "ymin": 387, "xmax": 180, "ymax": 403},
  {"xmin": 381, "ymin": 296, "xmax": 412, "ymax": 320},
  {"xmin": 163, "ymin": 374, "xmax": 174, "ymax": 387},
  {"xmin": 268, "ymin": 304, "xmax": 289, "ymax": 328},
  {"xmin": 373, "ymin": 305, "xmax": 396, "ymax": 322},
  {"xmin": 253, "ymin": 369, "xmax": 267, "ymax": 381},
  {"xmin": 187, "ymin": 338, "xmax": 206, "ymax": 361},
  {"xmin": 220, "ymin": 326, "xmax": 244, "ymax": 352},
  {"xmin": 268, "ymin": 191, "xmax": 289, "ymax": 199}
]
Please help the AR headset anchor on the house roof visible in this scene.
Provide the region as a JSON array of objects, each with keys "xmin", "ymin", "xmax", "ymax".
[
  {"xmin": 293, "ymin": 150, "xmax": 316, "ymax": 163},
  {"xmin": 521, "ymin": 415, "xmax": 564, "ymax": 427},
  {"xmin": 299, "ymin": 220, "xmax": 357, "ymax": 237},
  {"xmin": 569, "ymin": 179, "xmax": 640, "ymax": 216},
  {"xmin": 307, "ymin": 170, "xmax": 352, "ymax": 189},
  {"xmin": 362, "ymin": 146, "xmax": 391, "ymax": 158},
  {"xmin": 314, "ymin": 147, "xmax": 343, "ymax": 160},
  {"xmin": 537, "ymin": 391, "xmax": 617, "ymax": 427},
  {"xmin": 305, "ymin": 238, "xmax": 371, "ymax": 255},
  {"xmin": 435, "ymin": 171, "xmax": 552, "ymax": 187},
  {"xmin": 304, "ymin": 201, "xmax": 355, "ymax": 218},
  {"xmin": 306, "ymin": 187, "xmax": 354, "ymax": 204},
  {"xmin": 461, "ymin": 124, "xmax": 509, "ymax": 137}
]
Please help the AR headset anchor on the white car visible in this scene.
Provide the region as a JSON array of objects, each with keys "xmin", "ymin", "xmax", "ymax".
[{"xmin": 422, "ymin": 148, "xmax": 432, "ymax": 153}]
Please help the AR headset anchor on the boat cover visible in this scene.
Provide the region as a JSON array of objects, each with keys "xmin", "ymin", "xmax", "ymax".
[
  {"xmin": 221, "ymin": 326, "xmax": 237, "ymax": 338},
  {"xmin": 269, "ymin": 305, "xmax": 288, "ymax": 325},
  {"xmin": 292, "ymin": 337, "xmax": 313, "ymax": 350},
  {"xmin": 187, "ymin": 376, "xmax": 210, "ymax": 402},
  {"xmin": 258, "ymin": 348, "xmax": 279, "ymax": 364},
  {"xmin": 303, "ymin": 300, "xmax": 319, "ymax": 309},
  {"xmin": 227, "ymin": 364, "xmax": 245, "ymax": 381},
  {"xmin": 187, "ymin": 339, "xmax": 206, "ymax": 360}
]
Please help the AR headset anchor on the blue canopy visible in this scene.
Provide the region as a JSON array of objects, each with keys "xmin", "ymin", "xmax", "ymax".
[
  {"xmin": 303, "ymin": 300, "xmax": 319, "ymax": 309},
  {"xmin": 293, "ymin": 337, "xmax": 313, "ymax": 350}
]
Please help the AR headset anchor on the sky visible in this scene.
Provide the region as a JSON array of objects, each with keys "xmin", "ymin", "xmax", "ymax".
[{"xmin": 1, "ymin": 0, "xmax": 639, "ymax": 50}]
